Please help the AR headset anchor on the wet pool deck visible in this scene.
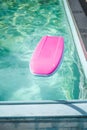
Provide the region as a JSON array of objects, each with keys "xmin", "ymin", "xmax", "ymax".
[{"xmin": 68, "ymin": 0, "xmax": 87, "ymax": 59}]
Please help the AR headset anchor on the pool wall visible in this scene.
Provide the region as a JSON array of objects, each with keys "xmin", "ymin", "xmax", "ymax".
[
  {"xmin": 0, "ymin": 101, "xmax": 87, "ymax": 129},
  {"xmin": 63, "ymin": 0, "xmax": 87, "ymax": 79}
]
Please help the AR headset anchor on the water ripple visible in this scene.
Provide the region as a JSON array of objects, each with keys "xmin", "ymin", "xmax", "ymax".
[{"xmin": 0, "ymin": 0, "xmax": 86, "ymax": 101}]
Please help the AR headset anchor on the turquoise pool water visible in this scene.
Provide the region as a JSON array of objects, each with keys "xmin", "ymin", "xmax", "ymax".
[{"xmin": 0, "ymin": 0, "xmax": 87, "ymax": 101}]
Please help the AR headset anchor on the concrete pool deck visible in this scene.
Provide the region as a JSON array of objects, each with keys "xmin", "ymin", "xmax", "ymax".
[
  {"xmin": 68, "ymin": 0, "xmax": 87, "ymax": 59},
  {"xmin": 0, "ymin": 101, "xmax": 87, "ymax": 129}
]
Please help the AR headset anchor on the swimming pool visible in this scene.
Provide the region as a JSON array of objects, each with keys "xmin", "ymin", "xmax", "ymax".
[{"xmin": 0, "ymin": 0, "xmax": 87, "ymax": 101}]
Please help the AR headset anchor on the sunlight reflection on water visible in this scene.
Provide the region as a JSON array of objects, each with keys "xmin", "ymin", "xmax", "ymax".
[{"xmin": 0, "ymin": 0, "xmax": 87, "ymax": 101}]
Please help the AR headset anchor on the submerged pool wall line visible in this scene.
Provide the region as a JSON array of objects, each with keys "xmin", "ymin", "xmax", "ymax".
[{"xmin": 63, "ymin": 0, "xmax": 87, "ymax": 79}]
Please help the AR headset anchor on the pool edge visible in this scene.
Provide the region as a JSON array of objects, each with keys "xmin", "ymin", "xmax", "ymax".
[{"xmin": 63, "ymin": 0, "xmax": 87, "ymax": 79}]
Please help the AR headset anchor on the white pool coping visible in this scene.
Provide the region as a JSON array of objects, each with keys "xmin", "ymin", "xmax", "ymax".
[
  {"xmin": 0, "ymin": 101, "xmax": 87, "ymax": 118},
  {"xmin": 63, "ymin": 0, "xmax": 87, "ymax": 79}
]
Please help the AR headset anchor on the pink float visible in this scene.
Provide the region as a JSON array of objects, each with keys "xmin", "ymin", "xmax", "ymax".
[{"xmin": 30, "ymin": 36, "xmax": 64, "ymax": 76}]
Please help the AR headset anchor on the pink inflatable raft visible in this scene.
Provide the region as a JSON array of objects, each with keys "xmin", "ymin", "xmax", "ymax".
[{"xmin": 30, "ymin": 36, "xmax": 64, "ymax": 76}]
